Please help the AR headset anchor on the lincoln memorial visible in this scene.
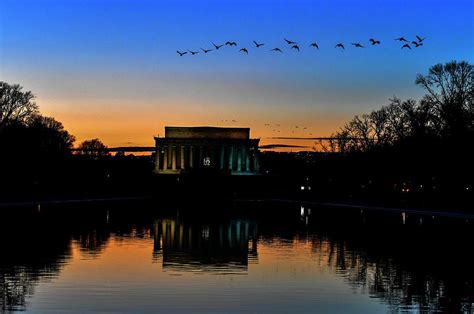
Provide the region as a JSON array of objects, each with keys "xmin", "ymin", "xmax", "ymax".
[{"xmin": 154, "ymin": 126, "xmax": 260, "ymax": 175}]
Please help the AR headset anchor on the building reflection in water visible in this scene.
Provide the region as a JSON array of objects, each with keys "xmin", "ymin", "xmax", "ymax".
[
  {"xmin": 153, "ymin": 219, "xmax": 258, "ymax": 273},
  {"xmin": 1, "ymin": 201, "xmax": 473, "ymax": 313}
]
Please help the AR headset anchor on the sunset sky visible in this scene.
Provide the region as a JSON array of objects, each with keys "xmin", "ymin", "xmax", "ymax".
[{"xmin": 1, "ymin": 0, "xmax": 472, "ymax": 149}]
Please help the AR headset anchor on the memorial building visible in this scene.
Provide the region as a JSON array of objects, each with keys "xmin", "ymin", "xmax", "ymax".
[{"xmin": 154, "ymin": 126, "xmax": 260, "ymax": 175}]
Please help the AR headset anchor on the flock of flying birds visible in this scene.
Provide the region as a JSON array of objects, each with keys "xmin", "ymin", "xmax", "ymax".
[
  {"xmin": 219, "ymin": 119, "xmax": 315, "ymax": 135},
  {"xmin": 176, "ymin": 35, "xmax": 427, "ymax": 56}
]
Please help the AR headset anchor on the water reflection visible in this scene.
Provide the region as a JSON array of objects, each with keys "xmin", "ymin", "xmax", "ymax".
[
  {"xmin": 0, "ymin": 201, "xmax": 473, "ymax": 312},
  {"xmin": 302, "ymin": 210, "xmax": 474, "ymax": 313},
  {"xmin": 0, "ymin": 216, "xmax": 71, "ymax": 312},
  {"xmin": 309, "ymin": 235, "xmax": 473, "ymax": 312},
  {"xmin": 74, "ymin": 229, "xmax": 111, "ymax": 256},
  {"xmin": 153, "ymin": 219, "xmax": 258, "ymax": 273}
]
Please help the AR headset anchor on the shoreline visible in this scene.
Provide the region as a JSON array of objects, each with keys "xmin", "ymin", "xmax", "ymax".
[
  {"xmin": 239, "ymin": 198, "xmax": 474, "ymax": 220},
  {"xmin": 1, "ymin": 195, "xmax": 473, "ymax": 220},
  {"xmin": 0, "ymin": 196, "xmax": 151, "ymax": 208}
]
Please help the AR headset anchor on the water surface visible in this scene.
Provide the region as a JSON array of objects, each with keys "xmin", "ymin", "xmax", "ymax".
[{"xmin": 1, "ymin": 200, "xmax": 473, "ymax": 313}]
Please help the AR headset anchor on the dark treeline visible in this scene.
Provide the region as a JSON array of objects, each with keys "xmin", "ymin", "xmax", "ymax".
[
  {"xmin": 1, "ymin": 82, "xmax": 74, "ymax": 199},
  {"xmin": 261, "ymin": 61, "xmax": 473, "ymax": 210},
  {"xmin": 0, "ymin": 82, "xmax": 153, "ymax": 201},
  {"xmin": 0, "ymin": 82, "xmax": 75, "ymax": 161},
  {"xmin": 324, "ymin": 61, "xmax": 473, "ymax": 153},
  {"xmin": 322, "ymin": 60, "xmax": 474, "ymax": 210}
]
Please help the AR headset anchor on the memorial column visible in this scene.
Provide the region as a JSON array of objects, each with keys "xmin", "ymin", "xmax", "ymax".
[
  {"xmin": 163, "ymin": 146, "xmax": 168, "ymax": 170},
  {"xmin": 253, "ymin": 146, "xmax": 259, "ymax": 172},
  {"xmin": 171, "ymin": 146, "xmax": 177, "ymax": 170},
  {"xmin": 245, "ymin": 147, "xmax": 250, "ymax": 172},
  {"xmin": 237, "ymin": 147, "xmax": 242, "ymax": 172},
  {"xmin": 228, "ymin": 146, "xmax": 234, "ymax": 171},
  {"xmin": 180, "ymin": 146, "xmax": 185, "ymax": 170},
  {"xmin": 220, "ymin": 146, "xmax": 225, "ymax": 170},
  {"xmin": 189, "ymin": 146, "xmax": 194, "ymax": 168}
]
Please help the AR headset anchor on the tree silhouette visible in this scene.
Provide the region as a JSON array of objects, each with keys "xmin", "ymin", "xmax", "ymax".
[
  {"xmin": 415, "ymin": 60, "xmax": 473, "ymax": 136},
  {"xmin": 1, "ymin": 82, "xmax": 75, "ymax": 159},
  {"xmin": 0, "ymin": 82, "xmax": 38, "ymax": 129},
  {"xmin": 1, "ymin": 82, "xmax": 77, "ymax": 201},
  {"xmin": 326, "ymin": 60, "xmax": 473, "ymax": 153},
  {"xmin": 308, "ymin": 61, "xmax": 473, "ymax": 210},
  {"xmin": 77, "ymin": 138, "xmax": 110, "ymax": 158},
  {"xmin": 26, "ymin": 115, "xmax": 76, "ymax": 155}
]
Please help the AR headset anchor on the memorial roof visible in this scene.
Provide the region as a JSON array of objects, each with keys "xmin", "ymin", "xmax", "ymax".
[{"xmin": 163, "ymin": 127, "xmax": 250, "ymax": 140}]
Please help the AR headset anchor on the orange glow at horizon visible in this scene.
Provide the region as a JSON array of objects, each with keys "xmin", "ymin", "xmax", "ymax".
[{"xmin": 40, "ymin": 98, "xmax": 353, "ymax": 151}]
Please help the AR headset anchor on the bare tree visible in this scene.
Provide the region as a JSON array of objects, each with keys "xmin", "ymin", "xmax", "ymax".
[
  {"xmin": 0, "ymin": 82, "xmax": 38, "ymax": 128},
  {"xmin": 415, "ymin": 60, "xmax": 474, "ymax": 135},
  {"xmin": 314, "ymin": 138, "xmax": 337, "ymax": 153},
  {"xmin": 326, "ymin": 61, "xmax": 473, "ymax": 153},
  {"xmin": 329, "ymin": 97, "xmax": 439, "ymax": 153}
]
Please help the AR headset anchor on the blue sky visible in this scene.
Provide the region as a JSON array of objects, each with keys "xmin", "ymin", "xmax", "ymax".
[{"xmin": 1, "ymin": 0, "xmax": 473, "ymax": 147}]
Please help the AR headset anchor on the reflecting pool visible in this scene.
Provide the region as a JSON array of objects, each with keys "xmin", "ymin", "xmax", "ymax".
[{"xmin": 1, "ymin": 200, "xmax": 473, "ymax": 313}]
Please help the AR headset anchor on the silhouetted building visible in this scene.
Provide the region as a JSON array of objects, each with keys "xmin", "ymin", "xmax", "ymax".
[{"xmin": 154, "ymin": 126, "xmax": 260, "ymax": 175}]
